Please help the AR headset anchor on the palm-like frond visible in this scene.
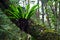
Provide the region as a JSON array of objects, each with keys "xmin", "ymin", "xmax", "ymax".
[
  {"xmin": 5, "ymin": 9, "xmax": 18, "ymax": 19},
  {"xmin": 4, "ymin": 4, "xmax": 39, "ymax": 19},
  {"xmin": 9, "ymin": 5, "xmax": 20, "ymax": 18},
  {"xmin": 25, "ymin": 4, "xmax": 39, "ymax": 19},
  {"xmin": 17, "ymin": 5, "xmax": 23, "ymax": 18},
  {"xmin": 25, "ymin": 4, "xmax": 30, "ymax": 13}
]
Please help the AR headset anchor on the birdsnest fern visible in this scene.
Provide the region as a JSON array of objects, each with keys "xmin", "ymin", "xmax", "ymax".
[
  {"xmin": 4, "ymin": 4, "xmax": 39, "ymax": 19},
  {"xmin": 4, "ymin": 4, "xmax": 39, "ymax": 32}
]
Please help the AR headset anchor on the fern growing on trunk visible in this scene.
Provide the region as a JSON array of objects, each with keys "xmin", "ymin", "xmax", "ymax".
[{"xmin": 4, "ymin": 4, "xmax": 39, "ymax": 32}]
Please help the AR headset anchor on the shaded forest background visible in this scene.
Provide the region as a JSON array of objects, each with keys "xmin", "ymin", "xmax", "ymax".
[{"xmin": 0, "ymin": 0, "xmax": 60, "ymax": 40}]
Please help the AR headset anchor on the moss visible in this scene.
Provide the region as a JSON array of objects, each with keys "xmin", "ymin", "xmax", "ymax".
[{"xmin": 39, "ymin": 29, "xmax": 60, "ymax": 40}]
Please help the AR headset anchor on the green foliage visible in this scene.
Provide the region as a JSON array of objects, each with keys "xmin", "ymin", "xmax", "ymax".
[
  {"xmin": 47, "ymin": 1, "xmax": 53, "ymax": 6},
  {"xmin": 9, "ymin": 0, "xmax": 20, "ymax": 5},
  {"xmin": 0, "ymin": 27, "xmax": 19, "ymax": 40},
  {"xmin": 0, "ymin": 0, "xmax": 60, "ymax": 40},
  {"xmin": 40, "ymin": 32, "xmax": 60, "ymax": 40},
  {"xmin": 4, "ymin": 4, "xmax": 39, "ymax": 19},
  {"xmin": 30, "ymin": 36, "xmax": 36, "ymax": 40}
]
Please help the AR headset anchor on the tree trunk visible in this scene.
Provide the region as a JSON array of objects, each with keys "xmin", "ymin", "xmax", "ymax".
[
  {"xmin": 41, "ymin": 1, "xmax": 44, "ymax": 24},
  {"xmin": 36, "ymin": 0, "xmax": 40, "ymax": 18},
  {"xmin": 54, "ymin": 0, "xmax": 58, "ymax": 32},
  {"xmin": 45, "ymin": 4, "xmax": 51, "ymax": 28}
]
